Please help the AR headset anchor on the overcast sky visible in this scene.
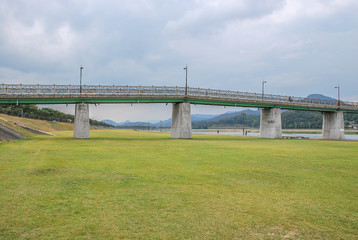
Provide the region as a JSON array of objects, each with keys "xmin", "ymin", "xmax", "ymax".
[{"xmin": 1, "ymin": 0, "xmax": 357, "ymax": 122}]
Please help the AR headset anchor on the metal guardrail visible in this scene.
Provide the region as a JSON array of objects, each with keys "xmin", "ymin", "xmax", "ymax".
[{"xmin": 1, "ymin": 83, "xmax": 357, "ymax": 111}]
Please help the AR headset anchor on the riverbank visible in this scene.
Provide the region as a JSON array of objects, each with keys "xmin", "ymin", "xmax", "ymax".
[{"xmin": 192, "ymin": 128, "xmax": 358, "ymax": 135}]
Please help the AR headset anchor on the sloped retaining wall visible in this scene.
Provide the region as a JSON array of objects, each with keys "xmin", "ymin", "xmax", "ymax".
[
  {"xmin": 0, "ymin": 124, "xmax": 24, "ymax": 140},
  {"xmin": 14, "ymin": 123, "xmax": 54, "ymax": 136}
]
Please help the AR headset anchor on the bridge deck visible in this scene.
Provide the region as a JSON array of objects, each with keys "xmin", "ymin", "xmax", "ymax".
[{"xmin": 1, "ymin": 84, "xmax": 357, "ymax": 113}]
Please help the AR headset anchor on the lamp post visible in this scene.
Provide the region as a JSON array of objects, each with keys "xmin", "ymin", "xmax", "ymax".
[
  {"xmin": 184, "ymin": 64, "xmax": 188, "ymax": 96},
  {"xmin": 241, "ymin": 112, "xmax": 246, "ymax": 135},
  {"xmin": 335, "ymin": 85, "xmax": 340, "ymax": 106},
  {"xmin": 262, "ymin": 80, "xmax": 267, "ymax": 100},
  {"xmin": 80, "ymin": 65, "xmax": 84, "ymax": 94}
]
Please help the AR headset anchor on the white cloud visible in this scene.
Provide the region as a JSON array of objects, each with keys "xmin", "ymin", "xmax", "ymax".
[
  {"xmin": 164, "ymin": 0, "xmax": 358, "ymax": 62},
  {"xmin": 0, "ymin": 0, "xmax": 357, "ymax": 121},
  {"xmin": 2, "ymin": 19, "xmax": 78, "ymax": 61}
]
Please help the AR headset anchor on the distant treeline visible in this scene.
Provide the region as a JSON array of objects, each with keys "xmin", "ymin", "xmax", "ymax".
[
  {"xmin": 193, "ymin": 114, "xmax": 260, "ymax": 129},
  {"xmin": 193, "ymin": 110, "xmax": 358, "ymax": 129},
  {"xmin": 0, "ymin": 104, "xmax": 113, "ymax": 128},
  {"xmin": 2, "ymin": 104, "xmax": 357, "ymax": 129},
  {"xmin": 282, "ymin": 111, "xmax": 322, "ymax": 129},
  {"xmin": 282, "ymin": 111, "xmax": 358, "ymax": 129}
]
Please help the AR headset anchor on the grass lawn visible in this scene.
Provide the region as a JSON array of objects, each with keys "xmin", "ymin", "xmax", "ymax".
[{"xmin": 0, "ymin": 130, "xmax": 357, "ymax": 239}]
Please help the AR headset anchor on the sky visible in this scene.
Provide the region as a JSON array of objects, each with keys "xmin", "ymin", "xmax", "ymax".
[{"xmin": 1, "ymin": 0, "xmax": 357, "ymax": 122}]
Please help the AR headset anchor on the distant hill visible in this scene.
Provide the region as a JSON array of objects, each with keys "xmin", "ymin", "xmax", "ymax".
[
  {"xmin": 102, "ymin": 119, "xmax": 118, "ymax": 126},
  {"xmin": 153, "ymin": 119, "xmax": 171, "ymax": 127},
  {"xmin": 208, "ymin": 109, "xmax": 260, "ymax": 122},
  {"xmin": 307, "ymin": 94, "xmax": 336, "ymax": 101},
  {"xmin": 150, "ymin": 114, "xmax": 216, "ymax": 127},
  {"xmin": 281, "ymin": 111, "xmax": 322, "ymax": 129},
  {"xmin": 192, "ymin": 114, "xmax": 217, "ymax": 121},
  {"xmin": 102, "ymin": 120, "xmax": 159, "ymax": 127},
  {"xmin": 193, "ymin": 110, "xmax": 260, "ymax": 129},
  {"xmin": 121, "ymin": 121, "xmax": 150, "ymax": 127},
  {"xmin": 102, "ymin": 110, "xmax": 256, "ymax": 128}
]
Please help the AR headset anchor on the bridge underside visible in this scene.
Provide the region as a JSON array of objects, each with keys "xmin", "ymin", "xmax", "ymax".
[
  {"xmin": 1, "ymin": 96, "xmax": 356, "ymax": 114},
  {"xmin": 68, "ymin": 103, "xmax": 346, "ymax": 141},
  {"xmin": 71, "ymin": 102, "xmax": 193, "ymax": 139}
]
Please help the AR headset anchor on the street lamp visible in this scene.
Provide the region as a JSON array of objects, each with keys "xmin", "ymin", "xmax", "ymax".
[
  {"xmin": 241, "ymin": 112, "xmax": 246, "ymax": 135},
  {"xmin": 335, "ymin": 85, "xmax": 340, "ymax": 106},
  {"xmin": 80, "ymin": 65, "xmax": 84, "ymax": 94},
  {"xmin": 262, "ymin": 80, "xmax": 267, "ymax": 100},
  {"xmin": 184, "ymin": 64, "xmax": 188, "ymax": 96}
]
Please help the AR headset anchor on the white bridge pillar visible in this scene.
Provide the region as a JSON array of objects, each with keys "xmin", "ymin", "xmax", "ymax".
[
  {"xmin": 323, "ymin": 111, "xmax": 345, "ymax": 140},
  {"xmin": 74, "ymin": 103, "xmax": 90, "ymax": 139},
  {"xmin": 260, "ymin": 108, "xmax": 282, "ymax": 139},
  {"xmin": 171, "ymin": 102, "xmax": 192, "ymax": 139}
]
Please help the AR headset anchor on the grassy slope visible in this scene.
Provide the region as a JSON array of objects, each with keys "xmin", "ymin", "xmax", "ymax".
[
  {"xmin": 0, "ymin": 114, "xmax": 73, "ymax": 135},
  {"xmin": 0, "ymin": 130, "xmax": 357, "ymax": 239},
  {"xmin": 0, "ymin": 114, "xmax": 107, "ymax": 137}
]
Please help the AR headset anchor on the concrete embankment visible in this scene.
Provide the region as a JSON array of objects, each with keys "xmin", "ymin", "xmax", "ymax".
[
  {"xmin": 0, "ymin": 124, "xmax": 24, "ymax": 140},
  {"xmin": 14, "ymin": 123, "xmax": 54, "ymax": 136},
  {"xmin": 0, "ymin": 115, "xmax": 54, "ymax": 140}
]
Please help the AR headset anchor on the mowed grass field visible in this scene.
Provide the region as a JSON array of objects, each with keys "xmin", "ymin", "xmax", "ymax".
[{"xmin": 0, "ymin": 130, "xmax": 357, "ymax": 239}]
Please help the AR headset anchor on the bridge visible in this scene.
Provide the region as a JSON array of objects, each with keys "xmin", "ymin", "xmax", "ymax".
[{"xmin": 1, "ymin": 83, "xmax": 358, "ymax": 140}]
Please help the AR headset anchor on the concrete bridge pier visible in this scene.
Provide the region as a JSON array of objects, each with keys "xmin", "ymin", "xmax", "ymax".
[
  {"xmin": 322, "ymin": 111, "xmax": 345, "ymax": 140},
  {"xmin": 260, "ymin": 108, "xmax": 282, "ymax": 139},
  {"xmin": 171, "ymin": 102, "xmax": 192, "ymax": 139},
  {"xmin": 74, "ymin": 103, "xmax": 90, "ymax": 139}
]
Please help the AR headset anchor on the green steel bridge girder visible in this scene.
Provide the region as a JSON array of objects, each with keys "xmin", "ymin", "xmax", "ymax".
[
  {"xmin": 1, "ymin": 97, "xmax": 358, "ymax": 114},
  {"xmin": 0, "ymin": 98, "xmax": 185, "ymax": 105}
]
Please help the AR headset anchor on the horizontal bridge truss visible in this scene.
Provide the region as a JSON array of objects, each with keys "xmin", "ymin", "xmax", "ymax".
[{"xmin": 1, "ymin": 84, "xmax": 358, "ymax": 113}]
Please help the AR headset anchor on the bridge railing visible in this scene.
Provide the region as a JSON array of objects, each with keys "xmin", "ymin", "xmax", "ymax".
[{"xmin": 1, "ymin": 83, "xmax": 357, "ymax": 110}]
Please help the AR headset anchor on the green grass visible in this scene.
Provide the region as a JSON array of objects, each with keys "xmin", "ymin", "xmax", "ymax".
[{"xmin": 0, "ymin": 130, "xmax": 357, "ymax": 239}]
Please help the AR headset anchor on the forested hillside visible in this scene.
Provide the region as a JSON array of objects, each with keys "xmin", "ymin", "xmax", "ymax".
[
  {"xmin": 193, "ymin": 114, "xmax": 260, "ymax": 129},
  {"xmin": 282, "ymin": 111, "xmax": 358, "ymax": 129},
  {"xmin": 193, "ymin": 110, "xmax": 358, "ymax": 129},
  {"xmin": 3, "ymin": 104, "xmax": 355, "ymax": 129},
  {"xmin": 0, "ymin": 104, "xmax": 113, "ymax": 127},
  {"xmin": 281, "ymin": 111, "xmax": 322, "ymax": 129}
]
